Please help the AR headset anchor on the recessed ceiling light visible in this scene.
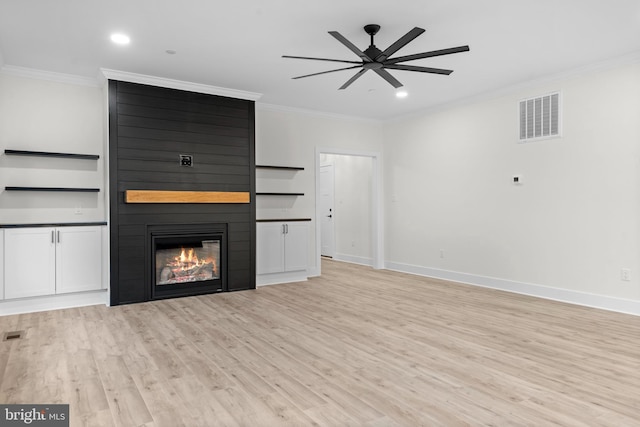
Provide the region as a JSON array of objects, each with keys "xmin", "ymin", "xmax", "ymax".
[
  {"xmin": 396, "ymin": 90, "xmax": 408, "ymax": 99},
  {"xmin": 110, "ymin": 33, "xmax": 130, "ymax": 45}
]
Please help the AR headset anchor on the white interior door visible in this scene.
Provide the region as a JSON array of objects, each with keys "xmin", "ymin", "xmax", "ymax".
[{"xmin": 319, "ymin": 163, "xmax": 335, "ymax": 258}]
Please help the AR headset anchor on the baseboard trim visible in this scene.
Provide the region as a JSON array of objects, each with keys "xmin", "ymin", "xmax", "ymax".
[
  {"xmin": 256, "ymin": 271, "xmax": 308, "ymax": 287},
  {"xmin": 385, "ymin": 261, "xmax": 640, "ymax": 316},
  {"xmin": 334, "ymin": 253, "xmax": 373, "ymax": 267},
  {"xmin": 0, "ymin": 290, "xmax": 108, "ymax": 316}
]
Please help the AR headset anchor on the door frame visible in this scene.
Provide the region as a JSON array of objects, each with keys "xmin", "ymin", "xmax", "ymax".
[
  {"xmin": 314, "ymin": 147, "xmax": 384, "ymax": 276},
  {"xmin": 319, "ymin": 161, "xmax": 336, "ymax": 259}
]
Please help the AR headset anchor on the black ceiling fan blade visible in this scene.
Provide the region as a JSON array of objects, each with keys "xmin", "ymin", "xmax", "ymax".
[
  {"xmin": 339, "ymin": 69, "xmax": 368, "ymax": 90},
  {"xmin": 328, "ymin": 31, "xmax": 372, "ymax": 62},
  {"xmin": 386, "ymin": 45, "xmax": 470, "ymax": 64},
  {"xmin": 373, "ymin": 68, "xmax": 403, "ymax": 88},
  {"xmin": 282, "ymin": 55, "xmax": 362, "ymax": 65},
  {"xmin": 375, "ymin": 27, "xmax": 425, "ymax": 62},
  {"xmin": 292, "ymin": 65, "xmax": 362, "ymax": 80},
  {"xmin": 384, "ymin": 64, "xmax": 453, "ymax": 75}
]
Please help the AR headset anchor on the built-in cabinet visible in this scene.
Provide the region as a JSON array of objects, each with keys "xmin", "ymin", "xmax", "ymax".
[
  {"xmin": 255, "ymin": 164, "xmax": 310, "ymax": 285},
  {"xmin": 3, "ymin": 225, "xmax": 104, "ymax": 299},
  {"xmin": 257, "ymin": 221, "xmax": 308, "ymax": 274},
  {"xmin": 256, "ymin": 221, "xmax": 309, "ymax": 285}
]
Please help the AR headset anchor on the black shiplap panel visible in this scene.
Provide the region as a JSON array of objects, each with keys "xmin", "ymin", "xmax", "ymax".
[
  {"xmin": 117, "ymin": 94, "xmax": 249, "ymax": 120},
  {"xmin": 117, "ymin": 126, "xmax": 249, "ymax": 146},
  {"xmin": 117, "ymin": 137, "xmax": 250, "ymax": 156},
  {"xmin": 229, "ymin": 241, "xmax": 250, "ymax": 252},
  {"xmin": 229, "ymin": 231, "xmax": 252, "ymax": 240},
  {"xmin": 228, "ymin": 269, "xmax": 252, "ymax": 291},
  {"xmin": 117, "ymin": 115, "xmax": 250, "ymax": 139},
  {"xmin": 116, "ymin": 171, "xmax": 250, "ymax": 186},
  {"xmin": 118, "ymin": 258, "xmax": 145, "ymax": 281},
  {"xmin": 117, "ymin": 103, "xmax": 250, "ymax": 129},
  {"xmin": 117, "ymin": 203, "xmax": 251, "ymax": 215},
  {"xmin": 109, "ymin": 79, "xmax": 256, "ymax": 305},
  {"xmin": 117, "ymin": 279, "xmax": 147, "ymax": 304},
  {"xmin": 116, "ymin": 213, "xmax": 252, "ymax": 227},
  {"xmin": 118, "ymin": 224, "xmax": 145, "ymax": 237},
  {"xmin": 117, "ymin": 182, "xmax": 250, "ymax": 193},
  {"xmin": 117, "ymin": 159, "xmax": 249, "ymax": 175},
  {"xmin": 117, "ymin": 147, "xmax": 249, "ymax": 166},
  {"xmin": 118, "ymin": 235, "xmax": 146, "ymax": 249},
  {"xmin": 228, "ymin": 250, "xmax": 251, "ymax": 266},
  {"xmin": 116, "ymin": 82, "xmax": 250, "ymax": 116}
]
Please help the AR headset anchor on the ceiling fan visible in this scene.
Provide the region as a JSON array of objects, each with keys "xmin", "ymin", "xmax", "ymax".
[{"xmin": 283, "ymin": 24, "xmax": 470, "ymax": 90}]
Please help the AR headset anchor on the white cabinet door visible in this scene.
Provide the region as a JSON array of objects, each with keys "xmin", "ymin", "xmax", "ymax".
[
  {"xmin": 284, "ymin": 222, "xmax": 308, "ymax": 272},
  {"xmin": 56, "ymin": 226, "xmax": 103, "ymax": 294},
  {"xmin": 4, "ymin": 227, "xmax": 56, "ymax": 299},
  {"xmin": 256, "ymin": 222, "xmax": 285, "ymax": 274},
  {"xmin": 0, "ymin": 230, "xmax": 4, "ymax": 300}
]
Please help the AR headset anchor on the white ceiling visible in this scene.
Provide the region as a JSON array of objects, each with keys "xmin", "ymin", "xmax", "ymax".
[{"xmin": 1, "ymin": 0, "xmax": 639, "ymax": 120}]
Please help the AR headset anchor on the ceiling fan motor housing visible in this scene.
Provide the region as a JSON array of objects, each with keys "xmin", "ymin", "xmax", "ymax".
[{"xmin": 364, "ymin": 46, "xmax": 383, "ymax": 61}]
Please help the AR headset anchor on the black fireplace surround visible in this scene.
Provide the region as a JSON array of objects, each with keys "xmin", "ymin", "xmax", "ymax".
[{"xmin": 108, "ymin": 80, "xmax": 256, "ymax": 305}]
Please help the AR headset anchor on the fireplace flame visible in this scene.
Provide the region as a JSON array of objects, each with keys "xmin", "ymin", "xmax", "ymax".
[
  {"xmin": 157, "ymin": 243, "xmax": 219, "ymax": 285},
  {"xmin": 175, "ymin": 247, "xmax": 209, "ymax": 271}
]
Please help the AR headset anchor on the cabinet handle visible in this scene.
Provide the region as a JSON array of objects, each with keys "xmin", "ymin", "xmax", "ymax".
[
  {"xmin": 57, "ymin": 230, "xmax": 60, "ymax": 243},
  {"xmin": 51, "ymin": 230, "xmax": 55, "ymax": 244}
]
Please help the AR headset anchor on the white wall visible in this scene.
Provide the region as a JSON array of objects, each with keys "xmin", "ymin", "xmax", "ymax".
[
  {"xmin": 320, "ymin": 153, "xmax": 373, "ymax": 265},
  {"xmin": 383, "ymin": 62, "xmax": 640, "ymax": 311},
  {"xmin": 3, "ymin": 62, "xmax": 639, "ymax": 314},
  {"xmin": 0, "ymin": 73, "xmax": 105, "ymax": 224},
  {"xmin": 255, "ymin": 106, "xmax": 384, "ymax": 275}
]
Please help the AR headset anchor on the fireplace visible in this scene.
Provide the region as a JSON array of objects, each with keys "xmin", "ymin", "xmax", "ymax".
[
  {"xmin": 149, "ymin": 224, "xmax": 227, "ymax": 300},
  {"xmin": 109, "ymin": 80, "xmax": 256, "ymax": 305}
]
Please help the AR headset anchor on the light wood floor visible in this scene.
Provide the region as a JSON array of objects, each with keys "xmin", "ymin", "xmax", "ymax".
[{"xmin": 1, "ymin": 260, "xmax": 639, "ymax": 426}]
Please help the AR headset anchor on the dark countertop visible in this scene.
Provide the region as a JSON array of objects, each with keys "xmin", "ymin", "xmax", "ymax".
[
  {"xmin": 0, "ymin": 222, "xmax": 107, "ymax": 228},
  {"xmin": 256, "ymin": 218, "xmax": 312, "ymax": 222}
]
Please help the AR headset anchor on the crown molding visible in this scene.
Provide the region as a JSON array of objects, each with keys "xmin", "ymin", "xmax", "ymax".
[
  {"xmin": 0, "ymin": 65, "xmax": 100, "ymax": 87},
  {"xmin": 385, "ymin": 50, "xmax": 640, "ymax": 123},
  {"xmin": 99, "ymin": 68, "xmax": 262, "ymax": 101}
]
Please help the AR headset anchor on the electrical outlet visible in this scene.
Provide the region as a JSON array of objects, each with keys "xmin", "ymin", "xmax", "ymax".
[
  {"xmin": 440, "ymin": 249, "xmax": 445, "ymax": 259},
  {"xmin": 621, "ymin": 268, "xmax": 631, "ymax": 281}
]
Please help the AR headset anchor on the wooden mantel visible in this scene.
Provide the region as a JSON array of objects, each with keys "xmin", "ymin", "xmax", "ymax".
[{"xmin": 124, "ymin": 190, "xmax": 250, "ymax": 204}]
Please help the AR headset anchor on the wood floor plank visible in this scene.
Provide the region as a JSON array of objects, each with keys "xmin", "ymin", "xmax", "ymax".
[{"xmin": 0, "ymin": 259, "xmax": 639, "ymax": 426}]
